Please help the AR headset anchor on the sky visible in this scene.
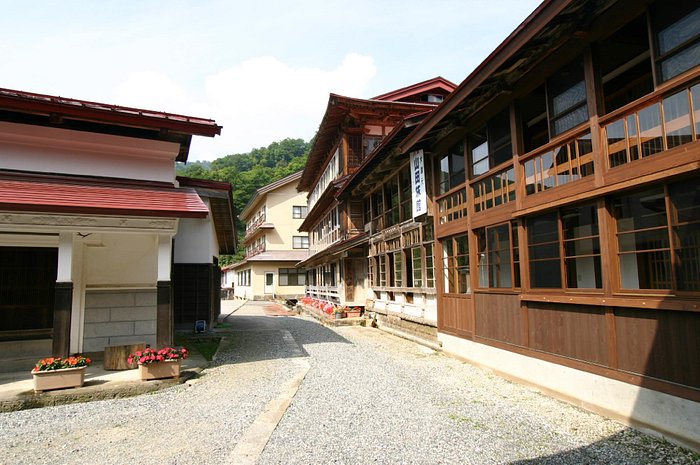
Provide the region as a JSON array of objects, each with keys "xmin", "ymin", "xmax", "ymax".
[{"xmin": 0, "ymin": 0, "xmax": 542, "ymax": 162}]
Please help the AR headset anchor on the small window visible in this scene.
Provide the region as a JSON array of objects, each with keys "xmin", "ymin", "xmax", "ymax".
[
  {"xmin": 438, "ymin": 142, "xmax": 465, "ymax": 194},
  {"xmin": 611, "ymin": 187, "xmax": 671, "ymax": 290},
  {"xmin": 654, "ymin": 3, "xmax": 700, "ymax": 82},
  {"xmin": 442, "ymin": 235, "xmax": 470, "ymax": 294},
  {"xmin": 477, "ymin": 223, "xmax": 514, "ymax": 288},
  {"xmin": 293, "ymin": 206, "xmax": 308, "ymax": 219},
  {"xmin": 528, "ymin": 212, "xmax": 562, "ymax": 288},
  {"xmin": 279, "ymin": 268, "xmax": 306, "ymax": 286},
  {"xmin": 293, "ymin": 236, "xmax": 309, "ymax": 249},
  {"xmin": 469, "ymin": 109, "xmax": 512, "ymax": 177},
  {"xmin": 548, "ymin": 58, "xmax": 589, "ymax": 136}
]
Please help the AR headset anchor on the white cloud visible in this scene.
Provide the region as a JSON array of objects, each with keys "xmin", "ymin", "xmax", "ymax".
[
  {"xmin": 190, "ymin": 53, "xmax": 377, "ymax": 161},
  {"xmin": 112, "ymin": 71, "xmax": 190, "ymax": 114},
  {"xmin": 111, "ymin": 54, "xmax": 376, "ymax": 161}
]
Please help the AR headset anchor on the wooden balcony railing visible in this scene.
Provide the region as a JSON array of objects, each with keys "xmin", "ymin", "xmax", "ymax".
[
  {"xmin": 436, "ymin": 187, "xmax": 468, "ymax": 225},
  {"xmin": 604, "ymin": 80, "xmax": 700, "ymax": 168},
  {"xmin": 305, "ymin": 285, "xmax": 340, "ymax": 303},
  {"xmin": 244, "ymin": 214, "xmax": 266, "ymax": 238},
  {"xmin": 472, "ymin": 165, "xmax": 517, "ymax": 211},
  {"xmin": 521, "ymin": 128, "xmax": 594, "ymax": 196},
  {"xmin": 245, "ymin": 243, "xmax": 265, "ymax": 258},
  {"xmin": 309, "ymin": 227, "xmax": 341, "ymax": 254}
]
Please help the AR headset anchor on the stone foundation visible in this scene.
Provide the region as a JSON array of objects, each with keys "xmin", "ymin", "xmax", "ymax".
[{"xmin": 83, "ymin": 289, "xmax": 157, "ymax": 352}]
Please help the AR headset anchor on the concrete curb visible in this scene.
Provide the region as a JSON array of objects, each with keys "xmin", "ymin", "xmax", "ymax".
[{"xmin": 0, "ymin": 368, "xmax": 202, "ymax": 413}]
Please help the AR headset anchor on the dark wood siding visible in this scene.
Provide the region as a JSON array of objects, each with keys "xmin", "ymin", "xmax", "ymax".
[
  {"xmin": 173, "ymin": 264, "xmax": 219, "ymax": 329},
  {"xmin": 528, "ymin": 302, "xmax": 609, "ymax": 366},
  {"xmin": 615, "ymin": 307, "xmax": 700, "ymax": 389},
  {"xmin": 438, "ymin": 294, "xmax": 472, "ymax": 337},
  {"xmin": 475, "ymin": 293, "xmax": 523, "ymax": 345}
]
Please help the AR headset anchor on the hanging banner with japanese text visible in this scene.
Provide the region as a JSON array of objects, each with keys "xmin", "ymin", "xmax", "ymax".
[{"xmin": 410, "ymin": 149, "xmax": 427, "ymax": 218}]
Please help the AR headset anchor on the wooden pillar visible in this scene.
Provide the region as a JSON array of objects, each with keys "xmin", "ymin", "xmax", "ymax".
[
  {"xmin": 157, "ymin": 281, "xmax": 173, "ymax": 348},
  {"xmin": 157, "ymin": 234, "xmax": 173, "ymax": 348},
  {"xmin": 53, "ymin": 231, "xmax": 74, "ymax": 357},
  {"xmin": 52, "ymin": 282, "xmax": 73, "ymax": 357}
]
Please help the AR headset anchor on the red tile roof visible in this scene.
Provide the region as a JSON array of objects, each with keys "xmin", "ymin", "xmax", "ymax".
[
  {"xmin": 0, "ymin": 87, "xmax": 221, "ymax": 138},
  {"xmin": 0, "ymin": 175, "xmax": 209, "ymax": 218}
]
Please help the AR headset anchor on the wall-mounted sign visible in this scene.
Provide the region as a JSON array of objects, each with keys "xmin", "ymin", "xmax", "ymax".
[{"xmin": 410, "ymin": 149, "xmax": 427, "ymax": 218}]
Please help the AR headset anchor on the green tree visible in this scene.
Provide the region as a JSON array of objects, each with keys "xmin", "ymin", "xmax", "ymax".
[{"xmin": 177, "ymin": 137, "xmax": 311, "ymax": 264}]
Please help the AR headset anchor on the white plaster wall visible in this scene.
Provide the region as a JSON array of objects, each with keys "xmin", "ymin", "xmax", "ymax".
[
  {"xmin": 370, "ymin": 292, "xmax": 437, "ymax": 324},
  {"xmin": 84, "ymin": 233, "xmax": 157, "ymax": 286},
  {"xmin": 222, "ymin": 269, "xmax": 235, "ymax": 288},
  {"xmin": 439, "ymin": 333, "xmax": 700, "ymax": 452},
  {"xmin": 174, "ymin": 198, "xmax": 217, "ymax": 264},
  {"xmin": 0, "ymin": 122, "xmax": 179, "ymax": 183}
]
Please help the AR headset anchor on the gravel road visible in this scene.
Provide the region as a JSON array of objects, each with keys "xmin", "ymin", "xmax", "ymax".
[{"xmin": 1, "ymin": 302, "xmax": 698, "ymax": 465}]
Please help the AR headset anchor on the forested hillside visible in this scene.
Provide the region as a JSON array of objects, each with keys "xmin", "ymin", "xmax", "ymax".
[{"xmin": 177, "ymin": 137, "xmax": 311, "ymax": 265}]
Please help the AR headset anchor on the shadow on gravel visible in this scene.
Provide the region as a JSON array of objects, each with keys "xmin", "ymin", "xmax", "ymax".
[
  {"xmin": 214, "ymin": 315, "xmax": 351, "ymax": 365},
  {"xmin": 507, "ymin": 429, "xmax": 699, "ymax": 465}
]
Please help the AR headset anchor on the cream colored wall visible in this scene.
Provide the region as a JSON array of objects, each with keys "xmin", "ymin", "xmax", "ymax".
[
  {"xmin": 234, "ymin": 261, "xmax": 306, "ymax": 299},
  {"xmin": 263, "ymin": 182, "xmax": 308, "ymax": 251},
  {"xmin": 83, "ymin": 233, "xmax": 158, "ymax": 287},
  {"xmin": 0, "ymin": 122, "xmax": 179, "ymax": 183}
]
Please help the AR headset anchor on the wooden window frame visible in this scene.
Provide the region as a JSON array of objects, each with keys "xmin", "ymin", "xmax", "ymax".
[{"xmin": 476, "ymin": 221, "xmax": 520, "ymax": 290}]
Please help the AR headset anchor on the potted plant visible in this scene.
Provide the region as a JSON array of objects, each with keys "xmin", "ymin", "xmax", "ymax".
[
  {"xmin": 344, "ymin": 306, "xmax": 362, "ymax": 318},
  {"xmin": 333, "ymin": 306, "xmax": 345, "ymax": 319},
  {"xmin": 128, "ymin": 347, "xmax": 188, "ymax": 381},
  {"xmin": 31, "ymin": 355, "xmax": 92, "ymax": 392}
]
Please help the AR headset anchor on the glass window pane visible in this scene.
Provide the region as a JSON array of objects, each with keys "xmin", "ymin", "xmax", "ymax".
[
  {"xmin": 562, "ymin": 204, "xmax": 599, "ymax": 239},
  {"xmin": 660, "ymin": 31, "xmax": 700, "ymax": 82},
  {"xmin": 541, "ymin": 151, "xmax": 555, "ymax": 190},
  {"xmin": 439, "ymin": 155, "xmax": 450, "ymax": 194},
  {"xmin": 638, "ymin": 103, "xmax": 664, "ymax": 157},
  {"xmin": 618, "ymin": 229, "xmax": 670, "ymax": 252},
  {"xmin": 692, "ymin": 83, "xmax": 700, "ymax": 138},
  {"xmin": 670, "ymin": 178, "xmax": 700, "ymax": 223},
  {"xmin": 620, "ymin": 250, "xmax": 672, "ymax": 289},
  {"xmin": 528, "ymin": 212, "xmax": 559, "ymax": 244},
  {"xmin": 566, "ymin": 256, "xmax": 602, "ymax": 289},
  {"xmin": 612, "ymin": 187, "xmax": 667, "ymax": 232},
  {"xmin": 553, "ymin": 105, "xmax": 588, "ymax": 135},
  {"xmin": 663, "ymin": 91, "xmax": 693, "ymax": 149},
  {"xmin": 607, "ymin": 119, "xmax": 628, "ymax": 167},
  {"xmin": 657, "ymin": 7, "xmax": 700, "ymax": 54},
  {"xmin": 528, "ymin": 212, "xmax": 562, "ymax": 288},
  {"xmin": 524, "ymin": 159, "xmax": 536, "ymax": 195},
  {"xmin": 531, "ymin": 260, "xmax": 562, "ymax": 288},
  {"xmin": 675, "ymin": 223, "xmax": 700, "ymax": 291}
]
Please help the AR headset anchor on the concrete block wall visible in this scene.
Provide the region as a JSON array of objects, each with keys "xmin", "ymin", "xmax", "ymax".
[{"xmin": 83, "ymin": 289, "xmax": 157, "ymax": 352}]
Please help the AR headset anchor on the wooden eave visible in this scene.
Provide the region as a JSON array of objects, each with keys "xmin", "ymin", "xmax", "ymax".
[
  {"xmin": 398, "ymin": 0, "xmax": 618, "ymax": 153},
  {"xmin": 339, "ymin": 112, "xmax": 432, "ymax": 199},
  {"xmin": 239, "ymin": 171, "xmax": 303, "ymax": 220},
  {"xmin": 372, "ymin": 76, "xmax": 457, "ymax": 101},
  {"xmin": 178, "ymin": 176, "xmax": 237, "ymax": 253},
  {"xmin": 298, "ymin": 94, "xmax": 435, "ymax": 192},
  {"xmin": 0, "ymin": 88, "xmax": 221, "ymax": 162},
  {"xmin": 298, "ymin": 179, "xmax": 344, "ymax": 232}
]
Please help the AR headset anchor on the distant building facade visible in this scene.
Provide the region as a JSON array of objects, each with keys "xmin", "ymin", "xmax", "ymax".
[{"xmin": 231, "ymin": 171, "xmax": 309, "ymax": 300}]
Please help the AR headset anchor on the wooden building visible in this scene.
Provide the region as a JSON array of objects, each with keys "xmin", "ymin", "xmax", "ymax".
[
  {"xmin": 297, "ymin": 78, "xmax": 455, "ymax": 309},
  {"xmin": 390, "ymin": 0, "xmax": 700, "ymax": 450},
  {"xmin": 338, "ymin": 83, "xmax": 456, "ymax": 343}
]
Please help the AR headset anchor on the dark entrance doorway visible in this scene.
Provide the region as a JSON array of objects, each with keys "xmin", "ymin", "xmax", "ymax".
[{"xmin": 0, "ymin": 246, "xmax": 58, "ymax": 340}]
